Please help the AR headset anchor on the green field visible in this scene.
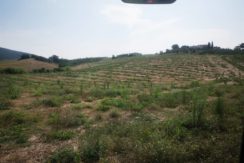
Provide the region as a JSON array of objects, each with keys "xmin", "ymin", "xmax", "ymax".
[{"xmin": 0, "ymin": 54, "xmax": 243, "ymax": 163}]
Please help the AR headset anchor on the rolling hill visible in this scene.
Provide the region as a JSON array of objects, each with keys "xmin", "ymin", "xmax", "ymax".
[
  {"xmin": 0, "ymin": 58, "xmax": 58, "ymax": 72},
  {"xmin": 0, "ymin": 47, "xmax": 33, "ymax": 60}
]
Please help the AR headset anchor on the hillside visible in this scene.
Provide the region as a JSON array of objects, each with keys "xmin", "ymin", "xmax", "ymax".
[
  {"xmin": 0, "ymin": 58, "xmax": 58, "ymax": 72},
  {"xmin": 0, "ymin": 47, "xmax": 31, "ymax": 60},
  {"xmin": 72, "ymin": 54, "xmax": 243, "ymax": 85},
  {"xmin": 0, "ymin": 54, "xmax": 243, "ymax": 163}
]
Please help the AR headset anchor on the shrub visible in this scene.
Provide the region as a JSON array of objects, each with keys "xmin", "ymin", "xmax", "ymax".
[
  {"xmin": 190, "ymin": 81, "xmax": 200, "ymax": 88},
  {"xmin": 65, "ymin": 94, "xmax": 80, "ymax": 104},
  {"xmin": 137, "ymin": 93, "xmax": 154, "ymax": 107},
  {"xmin": 109, "ymin": 109, "xmax": 120, "ymax": 119},
  {"xmin": 97, "ymin": 104, "xmax": 110, "ymax": 112},
  {"xmin": 184, "ymin": 96, "xmax": 207, "ymax": 129},
  {"xmin": 0, "ymin": 125, "xmax": 28, "ymax": 144},
  {"xmin": 42, "ymin": 97, "xmax": 63, "ymax": 107},
  {"xmin": 48, "ymin": 148, "xmax": 80, "ymax": 163},
  {"xmin": 71, "ymin": 103, "xmax": 83, "ymax": 110},
  {"xmin": 48, "ymin": 110, "xmax": 87, "ymax": 129},
  {"xmin": 0, "ymin": 68, "xmax": 25, "ymax": 74},
  {"xmin": 32, "ymin": 68, "xmax": 50, "ymax": 73},
  {"xmin": 162, "ymin": 119, "xmax": 188, "ymax": 140},
  {"xmin": 0, "ymin": 111, "xmax": 35, "ymax": 144},
  {"xmin": 157, "ymin": 92, "xmax": 184, "ymax": 108},
  {"xmin": 99, "ymin": 98, "xmax": 131, "ymax": 110},
  {"xmin": 7, "ymin": 85, "xmax": 21, "ymax": 99},
  {"xmin": 80, "ymin": 133, "xmax": 105, "ymax": 162},
  {"xmin": 214, "ymin": 97, "xmax": 225, "ymax": 120},
  {"xmin": 0, "ymin": 111, "xmax": 28, "ymax": 127},
  {"xmin": 46, "ymin": 130, "xmax": 75, "ymax": 141}
]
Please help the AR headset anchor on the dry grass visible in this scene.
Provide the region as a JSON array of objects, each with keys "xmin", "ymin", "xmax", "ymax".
[{"xmin": 0, "ymin": 59, "xmax": 58, "ymax": 72}]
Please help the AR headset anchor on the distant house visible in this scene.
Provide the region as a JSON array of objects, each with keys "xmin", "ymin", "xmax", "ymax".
[{"xmin": 189, "ymin": 42, "xmax": 214, "ymax": 50}]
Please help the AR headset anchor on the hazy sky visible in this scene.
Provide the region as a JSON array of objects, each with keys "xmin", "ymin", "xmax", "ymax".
[{"xmin": 0, "ymin": 0, "xmax": 243, "ymax": 59}]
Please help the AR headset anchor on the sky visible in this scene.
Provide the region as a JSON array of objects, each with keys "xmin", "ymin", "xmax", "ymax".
[{"xmin": 0, "ymin": 0, "xmax": 243, "ymax": 59}]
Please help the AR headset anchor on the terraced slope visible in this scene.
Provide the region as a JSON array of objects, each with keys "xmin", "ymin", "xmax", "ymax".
[
  {"xmin": 0, "ymin": 54, "xmax": 243, "ymax": 163},
  {"xmin": 71, "ymin": 54, "xmax": 243, "ymax": 85}
]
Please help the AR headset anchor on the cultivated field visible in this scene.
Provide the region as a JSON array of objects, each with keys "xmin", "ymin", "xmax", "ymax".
[{"xmin": 0, "ymin": 54, "xmax": 243, "ymax": 163}]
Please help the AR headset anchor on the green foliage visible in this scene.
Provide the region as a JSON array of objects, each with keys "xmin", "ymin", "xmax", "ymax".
[
  {"xmin": 97, "ymin": 104, "xmax": 110, "ymax": 112},
  {"xmin": 80, "ymin": 135, "xmax": 102, "ymax": 162},
  {"xmin": 0, "ymin": 111, "xmax": 36, "ymax": 144},
  {"xmin": 48, "ymin": 110, "xmax": 87, "ymax": 129},
  {"xmin": 190, "ymin": 81, "xmax": 200, "ymax": 88},
  {"xmin": 214, "ymin": 87, "xmax": 225, "ymax": 97},
  {"xmin": 48, "ymin": 148, "xmax": 80, "ymax": 163},
  {"xmin": 157, "ymin": 92, "xmax": 185, "ymax": 108},
  {"xmin": 184, "ymin": 95, "xmax": 207, "ymax": 129},
  {"xmin": 46, "ymin": 130, "xmax": 75, "ymax": 141},
  {"xmin": 71, "ymin": 103, "xmax": 83, "ymax": 110},
  {"xmin": 7, "ymin": 84, "xmax": 21, "ymax": 99},
  {"xmin": 89, "ymin": 88, "xmax": 129, "ymax": 99},
  {"xmin": 162, "ymin": 119, "xmax": 188, "ymax": 140},
  {"xmin": 214, "ymin": 97, "xmax": 225, "ymax": 120},
  {"xmin": 42, "ymin": 97, "xmax": 63, "ymax": 107},
  {"xmin": 0, "ymin": 111, "xmax": 28, "ymax": 127},
  {"xmin": 109, "ymin": 109, "xmax": 120, "ymax": 118},
  {"xmin": 65, "ymin": 94, "xmax": 80, "ymax": 104},
  {"xmin": 0, "ymin": 67, "xmax": 25, "ymax": 74},
  {"xmin": 32, "ymin": 68, "xmax": 51, "ymax": 73},
  {"xmin": 79, "ymin": 116, "xmax": 185, "ymax": 162}
]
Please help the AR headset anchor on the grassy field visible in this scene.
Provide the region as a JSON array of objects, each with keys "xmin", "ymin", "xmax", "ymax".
[
  {"xmin": 0, "ymin": 54, "xmax": 243, "ymax": 163},
  {"xmin": 0, "ymin": 58, "xmax": 58, "ymax": 72}
]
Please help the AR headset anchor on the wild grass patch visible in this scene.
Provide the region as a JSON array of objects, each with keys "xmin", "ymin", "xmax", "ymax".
[
  {"xmin": 48, "ymin": 110, "xmax": 87, "ymax": 129},
  {"xmin": 0, "ymin": 111, "xmax": 37, "ymax": 144},
  {"xmin": 42, "ymin": 96, "xmax": 63, "ymax": 107},
  {"xmin": 45, "ymin": 130, "xmax": 75, "ymax": 141},
  {"xmin": 48, "ymin": 148, "xmax": 80, "ymax": 163}
]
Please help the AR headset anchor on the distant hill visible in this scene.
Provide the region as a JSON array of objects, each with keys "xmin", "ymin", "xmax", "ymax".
[
  {"xmin": 0, "ymin": 47, "xmax": 35, "ymax": 61},
  {"xmin": 0, "ymin": 58, "xmax": 58, "ymax": 72}
]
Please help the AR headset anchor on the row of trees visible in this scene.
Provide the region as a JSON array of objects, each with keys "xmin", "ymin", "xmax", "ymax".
[
  {"xmin": 162, "ymin": 42, "xmax": 244, "ymax": 55},
  {"xmin": 19, "ymin": 54, "xmax": 106, "ymax": 67}
]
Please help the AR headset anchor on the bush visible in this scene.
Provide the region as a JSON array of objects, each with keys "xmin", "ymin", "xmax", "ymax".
[
  {"xmin": 42, "ymin": 97, "xmax": 63, "ymax": 107},
  {"xmin": 0, "ymin": 111, "xmax": 28, "ymax": 127},
  {"xmin": 80, "ymin": 133, "xmax": 105, "ymax": 162},
  {"xmin": 109, "ymin": 109, "xmax": 120, "ymax": 119},
  {"xmin": 46, "ymin": 130, "xmax": 75, "ymax": 141},
  {"xmin": 32, "ymin": 68, "xmax": 50, "ymax": 73},
  {"xmin": 97, "ymin": 104, "xmax": 110, "ymax": 112},
  {"xmin": 157, "ymin": 92, "xmax": 184, "ymax": 108},
  {"xmin": 7, "ymin": 85, "xmax": 21, "ymax": 99},
  {"xmin": 48, "ymin": 148, "xmax": 80, "ymax": 163},
  {"xmin": 214, "ymin": 97, "xmax": 225, "ymax": 120},
  {"xmin": 99, "ymin": 98, "xmax": 130, "ymax": 110},
  {"xmin": 0, "ymin": 111, "xmax": 35, "ymax": 144},
  {"xmin": 184, "ymin": 96, "xmax": 207, "ymax": 129},
  {"xmin": 0, "ymin": 68, "xmax": 25, "ymax": 74},
  {"xmin": 71, "ymin": 103, "xmax": 83, "ymax": 110},
  {"xmin": 48, "ymin": 110, "xmax": 87, "ymax": 129}
]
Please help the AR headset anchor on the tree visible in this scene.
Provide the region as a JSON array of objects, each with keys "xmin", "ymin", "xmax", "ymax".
[
  {"xmin": 172, "ymin": 44, "xmax": 179, "ymax": 50},
  {"xmin": 19, "ymin": 54, "xmax": 31, "ymax": 60},
  {"xmin": 49, "ymin": 55, "xmax": 59, "ymax": 63},
  {"xmin": 240, "ymin": 43, "xmax": 244, "ymax": 48},
  {"xmin": 172, "ymin": 44, "xmax": 180, "ymax": 53}
]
